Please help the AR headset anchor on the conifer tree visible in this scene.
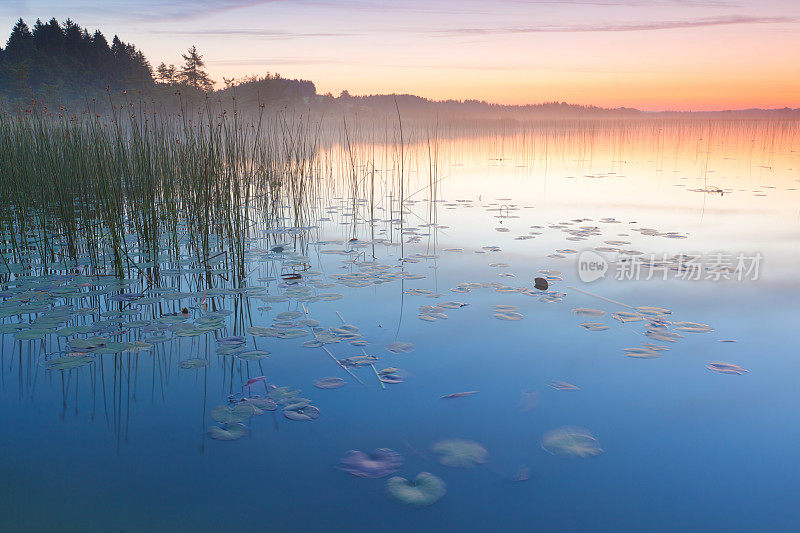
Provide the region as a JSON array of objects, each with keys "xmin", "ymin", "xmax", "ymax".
[{"xmin": 179, "ymin": 45, "xmax": 214, "ymax": 91}]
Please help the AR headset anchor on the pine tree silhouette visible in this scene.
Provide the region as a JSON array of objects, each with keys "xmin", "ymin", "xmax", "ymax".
[{"xmin": 179, "ymin": 45, "xmax": 214, "ymax": 91}]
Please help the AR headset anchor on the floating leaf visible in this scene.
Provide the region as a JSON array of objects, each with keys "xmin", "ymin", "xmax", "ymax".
[
  {"xmin": 624, "ymin": 348, "xmax": 659, "ymax": 359},
  {"xmin": 579, "ymin": 322, "xmax": 608, "ymax": 331},
  {"xmin": 277, "ymin": 329, "xmax": 309, "ymax": 339},
  {"xmin": 340, "ymin": 449, "xmax": 403, "ymax": 478},
  {"xmin": 645, "ymin": 329, "xmax": 683, "ymax": 342},
  {"xmin": 441, "ymin": 391, "xmax": 478, "ymax": 399},
  {"xmin": 210, "ymin": 403, "xmax": 258, "ymax": 423},
  {"xmin": 314, "ymin": 377, "xmax": 346, "ymax": 389},
  {"xmin": 674, "ymin": 322, "xmax": 714, "ymax": 333},
  {"xmin": 542, "ymin": 426, "xmax": 603, "ymax": 458},
  {"xmin": 248, "ymin": 326, "xmax": 279, "ymax": 337},
  {"xmin": 69, "ymin": 337, "xmax": 108, "ymax": 350},
  {"xmin": 179, "ymin": 358, "xmax": 208, "ymax": 369},
  {"xmin": 247, "ymin": 397, "xmax": 277, "ymax": 411},
  {"xmin": 572, "ymin": 308, "xmax": 605, "ymax": 317},
  {"xmin": 494, "ymin": 311, "xmax": 523, "ymax": 321},
  {"xmin": 283, "ymin": 405, "xmax": 320, "ymax": 421},
  {"xmin": 431, "ymin": 439, "xmax": 488, "ymax": 468},
  {"xmin": 15, "ymin": 329, "xmax": 47, "ymax": 340},
  {"xmin": 340, "ymin": 355, "xmax": 378, "ymax": 367},
  {"xmin": 125, "ymin": 340, "xmax": 153, "ymax": 353},
  {"xmin": 208, "ymin": 423, "xmax": 247, "ymax": 441},
  {"xmin": 612, "ymin": 312, "xmax": 643, "ymax": 323},
  {"xmin": 380, "ymin": 373, "xmax": 404, "ymax": 384},
  {"xmin": 236, "ymin": 350, "xmax": 270, "ymax": 361},
  {"xmin": 549, "ymin": 380, "xmax": 580, "ymax": 391},
  {"xmin": 283, "ymin": 397, "xmax": 311, "ymax": 410},
  {"xmin": 707, "ymin": 362, "xmax": 748, "ymax": 375},
  {"xmin": 385, "ymin": 472, "xmax": 446, "ymax": 507},
  {"xmin": 635, "ymin": 307, "xmax": 671, "ymax": 316},
  {"xmin": 45, "ymin": 355, "xmax": 93, "ymax": 370},
  {"xmin": 386, "ymin": 342, "xmax": 414, "ymax": 354}
]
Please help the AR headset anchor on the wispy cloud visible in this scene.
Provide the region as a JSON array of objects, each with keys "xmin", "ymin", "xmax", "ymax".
[
  {"xmin": 284, "ymin": 0, "xmax": 741, "ymax": 11},
  {"xmin": 58, "ymin": 0, "xmax": 285, "ymax": 21},
  {"xmin": 149, "ymin": 28, "xmax": 355, "ymax": 39},
  {"xmin": 206, "ymin": 57, "xmax": 355, "ymax": 66},
  {"xmin": 507, "ymin": 0, "xmax": 739, "ymax": 6},
  {"xmin": 436, "ymin": 15, "xmax": 796, "ymax": 35}
]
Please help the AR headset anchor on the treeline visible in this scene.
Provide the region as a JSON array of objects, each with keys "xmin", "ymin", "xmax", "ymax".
[
  {"xmin": 0, "ymin": 18, "xmax": 153, "ymax": 101},
  {"xmin": 216, "ymin": 73, "xmax": 316, "ymax": 106},
  {"xmin": 0, "ymin": 18, "xmax": 317, "ymax": 110},
  {"xmin": 332, "ymin": 93, "xmax": 643, "ymax": 119}
]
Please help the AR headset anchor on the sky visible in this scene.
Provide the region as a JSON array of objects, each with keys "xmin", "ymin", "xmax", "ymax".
[{"xmin": 1, "ymin": 0, "xmax": 799, "ymax": 111}]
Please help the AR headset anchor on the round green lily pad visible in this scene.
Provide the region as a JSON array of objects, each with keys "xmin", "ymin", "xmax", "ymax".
[{"xmin": 385, "ymin": 472, "xmax": 446, "ymax": 507}]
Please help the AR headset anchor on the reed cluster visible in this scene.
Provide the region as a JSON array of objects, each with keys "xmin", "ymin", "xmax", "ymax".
[{"xmin": 0, "ymin": 97, "xmax": 320, "ymax": 285}]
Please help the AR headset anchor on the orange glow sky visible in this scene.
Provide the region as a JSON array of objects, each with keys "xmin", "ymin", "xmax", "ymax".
[{"xmin": 3, "ymin": 0, "xmax": 800, "ymax": 111}]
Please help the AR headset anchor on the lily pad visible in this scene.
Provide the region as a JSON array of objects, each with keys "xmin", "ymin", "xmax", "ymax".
[
  {"xmin": 236, "ymin": 350, "xmax": 270, "ymax": 361},
  {"xmin": 210, "ymin": 403, "xmax": 258, "ymax": 423},
  {"xmin": 283, "ymin": 405, "xmax": 320, "ymax": 421},
  {"xmin": 208, "ymin": 423, "xmax": 247, "ymax": 441},
  {"xmin": 178, "ymin": 358, "xmax": 208, "ymax": 369},
  {"xmin": 572, "ymin": 308, "xmax": 605, "ymax": 317},
  {"xmin": 45, "ymin": 355, "xmax": 94, "ymax": 370},
  {"xmin": 247, "ymin": 397, "xmax": 277, "ymax": 411},
  {"xmin": 624, "ymin": 347, "xmax": 659, "ymax": 359},
  {"xmin": 542, "ymin": 426, "xmax": 603, "ymax": 458},
  {"xmin": 314, "ymin": 377, "xmax": 346, "ymax": 389},
  {"xmin": 494, "ymin": 311, "xmax": 523, "ymax": 321},
  {"xmin": 579, "ymin": 322, "xmax": 608, "ymax": 331},
  {"xmin": 385, "ymin": 472, "xmax": 446, "ymax": 507},
  {"xmin": 386, "ymin": 342, "xmax": 414, "ymax": 354},
  {"xmin": 549, "ymin": 380, "xmax": 580, "ymax": 391},
  {"xmin": 340, "ymin": 449, "xmax": 403, "ymax": 478},
  {"xmin": 431, "ymin": 439, "xmax": 488, "ymax": 468},
  {"xmin": 707, "ymin": 362, "xmax": 748, "ymax": 375},
  {"xmin": 674, "ymin": 322, "xmax": 714, "ymax": 333}
]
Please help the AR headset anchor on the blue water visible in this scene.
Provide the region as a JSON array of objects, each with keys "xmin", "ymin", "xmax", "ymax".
[{"xmin": 2, "ymin": 127, "xmax": 800, "ymax": 532}]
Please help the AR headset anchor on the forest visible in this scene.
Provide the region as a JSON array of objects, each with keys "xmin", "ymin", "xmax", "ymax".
[
  {"xmin": 0, "ymin": 18, "xmax": 152, "ymax": 102},
  {"xmin": 0, "ymin": 18, "xmax": 317, "ymax": 109}
]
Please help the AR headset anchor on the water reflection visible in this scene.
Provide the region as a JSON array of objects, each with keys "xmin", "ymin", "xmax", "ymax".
[{"xmin": 2, "ymin": 119, "xmax": 799, "ymax": 531}]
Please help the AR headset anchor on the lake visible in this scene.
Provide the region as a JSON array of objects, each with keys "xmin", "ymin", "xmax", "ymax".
[{"xmin": 1, "ymin": 118, "xmax": 799, "ymax": 532}]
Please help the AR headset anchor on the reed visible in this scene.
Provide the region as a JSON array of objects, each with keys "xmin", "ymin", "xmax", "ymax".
[{"xmin": 0, "ymin": 96, "xmax": 322, "ymax": 287}]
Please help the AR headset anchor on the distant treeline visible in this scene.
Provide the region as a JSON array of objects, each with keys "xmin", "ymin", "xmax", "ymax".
[
  {"xmin": 216, "ymin": 74, "xmax": 317, "ymax": 106},
  {"xmin": 333, "ymin": 92, "xmax": 643, "ymax": 119},
  {"xmin": 331, "ymin": 93, "xmax": 800, "ymax": 120}
]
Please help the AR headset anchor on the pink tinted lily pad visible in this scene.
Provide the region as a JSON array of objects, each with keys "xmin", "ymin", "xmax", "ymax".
[
  {"xmin": 340, "ymin": 448, "xmax": 403, "ymax": 478},
  {"xmin": 707, "ymin": 362, "xmax": 748, "ymax": 375}
]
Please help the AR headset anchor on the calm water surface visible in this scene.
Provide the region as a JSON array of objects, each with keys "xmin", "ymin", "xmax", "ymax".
[{"xmin": 1, "ymin": 120, "xmax": 799, "ymax": 532}]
